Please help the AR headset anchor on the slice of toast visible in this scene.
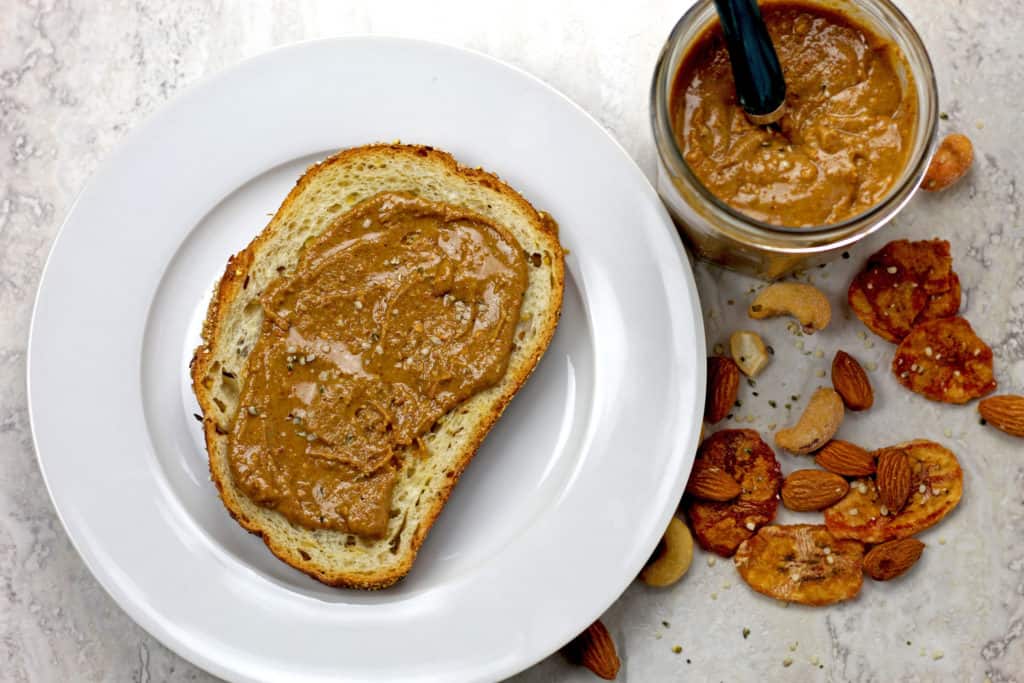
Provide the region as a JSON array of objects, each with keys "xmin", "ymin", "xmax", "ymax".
[{"xmin": 191, "ymin": 144, "xmax": 564, "ymax": 589}]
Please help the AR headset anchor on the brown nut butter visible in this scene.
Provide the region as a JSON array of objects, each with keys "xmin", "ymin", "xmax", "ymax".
[
  {"xmin": 227, "ymin": 192, "xmax": 527, "ymax": 537},
  {"xmin": 670, "ymin": 2, "xmax": 917, "ymax": 227}
]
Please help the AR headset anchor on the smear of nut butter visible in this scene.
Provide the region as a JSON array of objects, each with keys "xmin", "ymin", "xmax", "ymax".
[{"xmin": 228, "ymin": 192, "xmax": 527, "ymax": 537}]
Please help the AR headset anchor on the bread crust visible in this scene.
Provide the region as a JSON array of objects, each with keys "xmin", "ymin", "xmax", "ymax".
[{"xmin": 191, "ymin": 144, "xmax": 564, "ymax": 589}]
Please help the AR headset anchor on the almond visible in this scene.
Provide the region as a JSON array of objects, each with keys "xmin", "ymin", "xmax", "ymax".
[
  {"xmin": 831, "ymin": 350, "xmax": 874, "ymax": 411},
  {"xmin": 815, "ymin": 440, "xmax": 876, "ymax": 477},
  {"xmin": 863, "ymin": 538, "xmax": 925, "ymax": 580},
  {"xmin": 748, "ymin": 282, "xmax": 831, "ymax": 332},
  {"xmin": 876, "ymin": 448, "xmax": 912, "ymax": 512},
  {"xmin": 780, "ymin": 469, "xmax": 850, "ymax": 512},
  {"xmin": 979, "ymin": 394, "xmax": 1024, "ymax": 437},
  {"xmin": 566, "ymin": 620, "xmax": 620, "ymax": 680},
  {"xmin": 685, "ymin": 461, "xmax": 742, "ymax": 502},
  {"xmin": 705, "ymin": 356, "xmax": 740, "ymax": 424}
]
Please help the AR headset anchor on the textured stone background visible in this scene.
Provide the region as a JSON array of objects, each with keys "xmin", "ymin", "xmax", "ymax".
[{"xmin": 1, "ymin": 1, "xmax": 1021, "ymax": 681}]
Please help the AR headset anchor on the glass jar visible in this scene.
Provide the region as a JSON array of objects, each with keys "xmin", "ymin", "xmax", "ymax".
[{"xmin": 651, "ymin": 0, "xmax": 939, "ymax": 280}]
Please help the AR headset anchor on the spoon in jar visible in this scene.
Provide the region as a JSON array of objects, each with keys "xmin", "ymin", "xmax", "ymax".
[{"xmin": 712, "ymin": 0, "xmax": 787, "ymax": 125}]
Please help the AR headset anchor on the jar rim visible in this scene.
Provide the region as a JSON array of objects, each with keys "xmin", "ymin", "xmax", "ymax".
[{"xmin": 650, "ymin": 0, "xmax": 940, "ymax": 241}]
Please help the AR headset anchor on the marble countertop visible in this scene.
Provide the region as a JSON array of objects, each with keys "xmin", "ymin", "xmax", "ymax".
[{"xmin": 2, "ymin": 1, "xmax": 1021, "ymax": 681}]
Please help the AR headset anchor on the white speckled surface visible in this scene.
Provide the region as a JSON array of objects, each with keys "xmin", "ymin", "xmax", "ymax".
[{"xmin": 2, "ymin": 1, "xmax": 1022, "ymax": 681}]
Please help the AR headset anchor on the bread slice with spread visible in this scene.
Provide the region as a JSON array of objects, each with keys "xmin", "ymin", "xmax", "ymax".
[{"xmin": 191, "ymin": 144, "xmax": 564, "ymax": 589}]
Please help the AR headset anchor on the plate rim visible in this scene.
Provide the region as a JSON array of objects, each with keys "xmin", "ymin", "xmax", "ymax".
[{"xmin": 27, "ymin": 35, "xmax": 706, "ymax": 682}]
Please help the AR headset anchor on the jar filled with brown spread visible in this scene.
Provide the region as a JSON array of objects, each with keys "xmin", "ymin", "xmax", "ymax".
[{"xmin": 652, "ymin": 0, "xmax": 938, "ymax": 278}]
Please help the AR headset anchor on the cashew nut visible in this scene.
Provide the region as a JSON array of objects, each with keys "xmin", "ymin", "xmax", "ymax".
[
  {"xmin": 730, "ymin": 330, "xmax": 770, "ymax": 378},
  {"xmin": 774, "ymin": 387, "xmax": 845, "ymax": 454},
  {"xmin": 640, "ymin": 517, "xmax": 694, "ymax": 587},
  {"xmin": 748, "ymin": 282, "xmax": 831, "ymax": 332},
  {"xmin": 921, "ymin": 133, "xmax": 973, "ymax": 192}
]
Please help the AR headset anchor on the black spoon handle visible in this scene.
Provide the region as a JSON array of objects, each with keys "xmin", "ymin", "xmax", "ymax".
[{"xmin": 712, "ymin": 0, "xmax": 786, "ymax": 124}]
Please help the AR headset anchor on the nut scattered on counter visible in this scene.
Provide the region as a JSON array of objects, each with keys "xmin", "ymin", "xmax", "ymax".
[
  {"xmin": 566, "ymin": 620, "xmax": 620, "ymax": 680},
  {"xmin": 831, "ymin": 350, "xmax": 874, "ymax": 411},
  {"xmin": 863, "ymin": 538, "xmax": 926, "ymax": 581},
  {"xmin": 921, "ymin": 133, "xmax": 973, "ymax": 192},
  {"xmin": 730, "ymin": 330, "xmax": 770, "ymax": 378},
  {"xmin": 978, "ymin": 395, "xmax": 1024, "ymax": 437},
  {"xmin": 640, "ymin": 517, "xmax": 694, "ymax": 587},
  {"xmin": 706, "ymin": 356, "xmax": 740, "ymax": 423},
  {"xmin": 774, "ymin": 388, "xmax": 845, "ymax": 455},
  {"xmin": 815, "ymin": 440, "xmax": 876, "ymax": 477},
  {"xmin": 781, "ymin": 470, "xmax": 850, "ymax": 512},
  {"xmin": 748, "ymin": 282, "xmax": 831, "ymax": 333}
]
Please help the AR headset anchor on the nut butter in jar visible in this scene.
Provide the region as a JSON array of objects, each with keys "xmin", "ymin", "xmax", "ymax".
[{"xmin": 651, "ymin": 0, "xmax": 938, "ymax": 279}]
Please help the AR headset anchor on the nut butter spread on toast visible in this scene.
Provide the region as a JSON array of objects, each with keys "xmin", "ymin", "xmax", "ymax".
[{"xmin": 228, "ymin": 192, "xmax": 528, "ymax": 537}]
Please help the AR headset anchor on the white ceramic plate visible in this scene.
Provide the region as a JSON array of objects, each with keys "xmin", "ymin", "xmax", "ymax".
[{"xmin": 28, "ymin": 38, "xmax": 704, "ymax": 682}]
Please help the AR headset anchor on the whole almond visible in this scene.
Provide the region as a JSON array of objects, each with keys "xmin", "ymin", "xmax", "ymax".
[
  {"xmin": 566, "ymin": 620, "xmax": 620, "ymax": 680},
  {"xmin": 876, "ymin": 448, "xmax": 912, "ymax": 512},
  {"xmin": 685, "ymin": 461, "xmax": 742, "ymax": 502},
  {"xmin": 863, "ymin": 538, "xmax": 925, "ymax": 580},
  {"xmin": 815, "ymin": 440, "xmax": 876, "ymax": 477},
  {"xmin": 979, "ymin": 395, "xmax": 1024, "ymax": 437},
  {"xmin": 781, "ymin": 470, "xmax": 850, "ymax": 512},
  {"xmin": 705, "ymin": 356, "xmax": 740, "ymax": 424},
  {"xmin": 832, "ymin": 351, "xmax": 874, "ymax": 411}
]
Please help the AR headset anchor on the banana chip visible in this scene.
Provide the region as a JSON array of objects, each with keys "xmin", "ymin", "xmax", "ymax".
[
  {"xmin": 848, "ymin": 239, "xmax": 956, "ymax": 343},
  {"xmin": 685, "ymin": 429, "xmax": 782, "ymax": 557},
  {"xmin": 825, "ymin": 440, "xmax": 963, "ymax": 543},
  {"xmin": 892, "ymin": 317, "xmax": 996, "ymax": 403},
  {"xmin": 734, "ymin": 525, "xmax": 864, "ymax": 606}
]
